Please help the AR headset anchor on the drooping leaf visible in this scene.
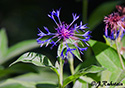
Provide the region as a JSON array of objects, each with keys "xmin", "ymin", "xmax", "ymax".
[
  {"xmin": 9, "ymin": 52, "xmax": 59, "ymax": 79},
  {"xmin": 63, "ymin": 65, "xmax": 104, "ymax": 87},
  {"xmin": 72, "ymin": 46, "xmax": 83, "ymax": 62},
  {"xmin": 88, "ymin": 1, "xmax": 121, "ymax": 30},
  {"xmin": 0, "ymin": 29, "xmax": 8, "ymax": 59},
  {"xmin": 88, "ymin": 39, "xmax": 124, "ymax": 72},
  {"xmin": 10, "ymin": 52, "xmax": 53, "ymax": 67}
]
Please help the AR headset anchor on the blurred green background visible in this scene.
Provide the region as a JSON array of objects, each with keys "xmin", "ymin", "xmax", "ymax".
[{"xmin": 0, "ymin": 0, "xmax": 125, "ymax": 88}]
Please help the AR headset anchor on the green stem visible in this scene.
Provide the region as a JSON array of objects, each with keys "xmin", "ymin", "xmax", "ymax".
[
  {"xmin": 115, "ymin": 40, "xmax": 125, "ymax": 69},
  {"xmin": 68, "ymin": 53, "xmax": 75, "ymax": 84},
  {"xmin": 82, "ymin": 0, "xmax": 88, "ymax": 23},
  {"xmin": 69, "ymin": 58, "xmax": 75, "ymax": 75},
  {"xmin": 59, "ymin": 58, "xmax": 63, "ymax": 88}
]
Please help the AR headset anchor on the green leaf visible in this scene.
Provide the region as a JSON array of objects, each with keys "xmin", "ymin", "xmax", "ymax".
[
  {"xmin": 121, "ymin": 35, "xmax": 125, "ymax": 59},
  {"xmin": 103, "ymin": 35, "xmax": 116, "ymax": 50},
  {"xmin": 72, "ymin": 46, "xmax": 83, "ymax": 62},
  {"xmin": 101, "ymin": 70, "xmax": 111, "ymax": 82},
  {"xmin": 122, "ymin": 35, "xmax": 125, "ymax": 47},
  {"xmin": 1, "ymin": 39, "xmax": 39, "ymax": 64},
  {"xmin": 0, "ymin": 28, "xmax": 8, "ymax": 59},
  {"xmin": 12, "ymin": 67, "xmax": 68, "ymax": 85},
  {"xmin": 88, "ymin": 39, "xmax": 123, "ymax": 72},
  {"xmin": 0, "ymin": 63, "xmax": 38, "ymax": 79},
  {"xmin": 75, "ymin": 53, "xmax": 97, "ymax": 73},
  {"xmin": 57, "ymin": 42, "xmax": 82, "ymax": 61},
  {"xmin": 9, "ymin": 52, "xmax": 59, "ymax": 78},
  {"xmin": 73, "ymin": 79, "xmax": 88, "ymax": 88},
  {"xmin": 0, "ymin": 78, "xmax": 58, "ymax": 88},
  {"xmin": 122, "ymin": 79, "xmax": 125, "ymax": 86},
  {"xmin": 109, "ymin": 69, "xmax": 125, "ymax": 88},
  {"xmin": 0, "ymin": 83, "xmax": 27, "ymax": 88},
  {"xmin": 73, "ymin": 76, "xmax": 95, "ymax": 88},
  {"xmin": 100, "ymin": 69, "xmax": 125, "ymax": 88},
  {"xmin": 0, "ymin": 79, "xmax": 36, "ymax": 88},
  {"xmin": 36, "ymin": 83, "xmax": 58, "ymax": 88},
  {"xmin": 88, "ymin": 1, "xmax": 121, "ymax": 30},
  {"xmin": 79, "ymin": 76, "xmax": 95, "ymax": 84},
  {"xmin": 67, "ymin": 38, "xmax": 83, "ymax": 62},
  {"xmin": 63, "ymin": 65, "xmax": 104, "ymax": 87},
  {"xmin": 10, "ymin": 52, "xmax": 53, "ymax": 68},
  {"xmin": 57, "ymin": 43, "xmax": 66, "ymax": 57}
]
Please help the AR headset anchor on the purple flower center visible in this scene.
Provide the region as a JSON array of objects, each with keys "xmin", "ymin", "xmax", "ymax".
[{"xmin": 56, "ymin": 24, "xmax": 74, "ymax": 40}]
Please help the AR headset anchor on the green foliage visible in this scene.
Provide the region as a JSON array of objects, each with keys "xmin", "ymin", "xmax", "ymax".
[
  {"xmin": 63, "ymin": 65, "xmax": 104, "ymax": 87},
  {"xmin": 0, "ymin": 79, "xmax": 36, "ymax": 88},
  {"xmin": 10, "ymin": 52, "xmax": 59, "ymax": 76},
  {"xmin": 0, "ymin": 68, "xmax": 58, "ymax": 88},
  {"xmin": 89, "ymin": 39, "xmax": 125, "ymax": 88},
  {"xmin": 88, "ymin": 39, "xmax": 123, "ymax": 72},
  {"xmin": 73, "ymin": 76, "xmax": 95, "ymax": 88},
  {"xmin": 0, "ymin": 29, "xmax": 39, "ymax": 64},
  {"xmin": 5, "ymin": 40, "xmax": 39, "ymax": 63},
  {"xmin": 103, "ymin": 36, "xmax": 116, "ymax": 49},
  {"xmin": 10, "ymin": 51, "xmax": 104, "ymax": 88},
  {"xmin": 0, "ymin": 29, "xmax": 8, "ymax": 61},
  {"xmin": 10, "ymin": 52, "xmax": 53, "ymax": 67}
]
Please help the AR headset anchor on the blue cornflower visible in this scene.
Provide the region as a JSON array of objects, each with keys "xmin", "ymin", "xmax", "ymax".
[{"xmin": 37, "ymin": 9, "xmax": 91, "ymax": 59}]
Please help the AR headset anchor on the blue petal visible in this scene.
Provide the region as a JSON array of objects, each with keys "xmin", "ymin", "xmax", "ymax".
[
  {"xmin": 55, "ymin": 9, "xmax": 61, "ymax": 17},
  {"xmin": 79, "ymin": 22, "xmax": 88, "ymax": 29},
  {"xmin": 72, "ymin": 13, "xmax": 79, "ymax": 21},
  {"xmin": 83, "ymin": 31, "xmax": 91, "ymax": 37},
  {"xmin": 65, "ymin": 48, "xmax": 76, "ymax": 57},
  {"xmin": 37, "ymin": 40, "xmax": 42, "ymax": 44},
  {"xmin": 44, "ymin": 26, "xmax": 50, "ymax": 33},
  {"xmin": 110, "ymin": 31, "xmax": 115, "ymax": 40},
  {"xmin": 82, "ymin": 37, "xmax": 90, "ymax": 42}
]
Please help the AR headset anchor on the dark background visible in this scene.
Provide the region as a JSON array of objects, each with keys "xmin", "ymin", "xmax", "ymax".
[
  {"xmin": 0, "ymin": 0, "xmax": 124, "ymax": 67},
  {"xmin": 0, "ymin": 0, "xmax": 110, "ymax": 46}
]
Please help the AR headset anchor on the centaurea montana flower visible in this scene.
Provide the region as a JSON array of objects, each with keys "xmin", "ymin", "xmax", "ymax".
[
  {"xmin": 37, "ymin": 9, "xmax": 91, "ymax": 59},
  {"xmin": 104, "ymin": 6, "xmax": 125, "ymax": 41}
]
